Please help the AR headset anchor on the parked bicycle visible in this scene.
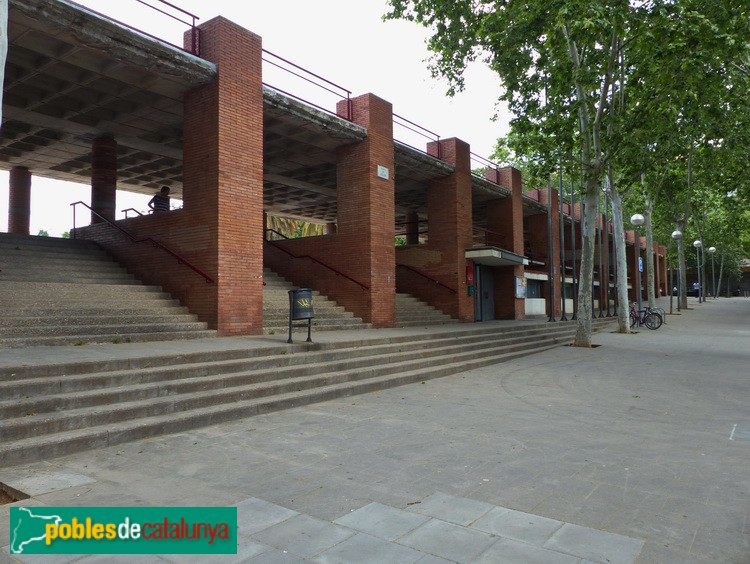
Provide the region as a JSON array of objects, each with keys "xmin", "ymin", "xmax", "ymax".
[{"xmin": 629, "ymin": 303, "xmax": 663, "ymax": 330}]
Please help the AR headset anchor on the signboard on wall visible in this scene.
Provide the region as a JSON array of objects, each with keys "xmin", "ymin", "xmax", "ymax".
[{"xmin": 515, "ymin": 276, "xmax": 527, "ymax": 299}]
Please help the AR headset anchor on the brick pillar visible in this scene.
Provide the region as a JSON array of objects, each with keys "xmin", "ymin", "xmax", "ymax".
[
  {"xmin": 183, "ymin": 17, "xmax": 264, "ymax": 335},
  {"xmin": 484, "ymin": 166, "xmax": 524, "ymax": 319},
  {"xmin": 424, "ymin": 138, "xmax": 473, "ymax": 322},
  {"xmin": 334, "ymin": 93, "xmax": 396, "ymax": 327},
  {"xmin": 91, "ymin": 137, "xmax": 117, "ymax": 224},
  {"xmin": 8, "ymin": 166, "xmax": 31, "ymax": 235},
  {"xmin": 325, "ymin": 222, "xmax": 337, "ymax": 235},
  {"xmin": 405, "ymin": 211, "xmax": 419, "ymax": 245}
]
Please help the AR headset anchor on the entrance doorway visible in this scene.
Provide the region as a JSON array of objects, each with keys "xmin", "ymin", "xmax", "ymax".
[{"xmin": 474, "ymin": 265, "xmax": 495, "ymax": 321}]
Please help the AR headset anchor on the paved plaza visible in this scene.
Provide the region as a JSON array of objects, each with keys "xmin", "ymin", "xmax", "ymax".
[{"xmin": 1, "ymin": 297, "xmax": 749, "ymax": 562}]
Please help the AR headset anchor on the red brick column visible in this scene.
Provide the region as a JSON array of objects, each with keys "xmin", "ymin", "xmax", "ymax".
[
  {"xmin": 8, "ymin": 166, "xmax": 31, "ymax": 235},
  {"xmin": 424, "ymin": 138, "xmax": 474, "ymax": 321},
  {"xmin": 91, "ymin": 137, "xmax": 117, "ymax": 224},
  {"xmin": 183, "ymin": 17, "xmax": 264, "ymax": 335},
  {"xmin": 529, "ymin": 188, "xmax": 562, "ymax": 317},
  {"xmin": 334, "ymin": 93, "xmax": 396, "ymax": 326},
  {"xmin": 484, "ymin": 166, "xmax": 524, "ymax": 319}
]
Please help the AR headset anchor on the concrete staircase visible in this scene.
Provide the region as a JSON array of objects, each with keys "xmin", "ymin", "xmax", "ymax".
[
  {"xmin": 0, "ymin": 233, "xmax": 216, "ymax": 347},
  {"xmin": 395, "ymin": 293, "xmax": 456, "ymax": 326},
  {"xmin": 0, "ymin": 318, "xmax": 614, "ymax": 466},
  {"xmin": 262, "ymin": 268, "xmax": 371, "ymax": 335}
]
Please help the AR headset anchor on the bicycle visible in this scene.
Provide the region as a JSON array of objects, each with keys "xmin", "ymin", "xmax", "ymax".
[{"xmin": 629, "ymin": 303, "xmax": 663, "ymax": 330}]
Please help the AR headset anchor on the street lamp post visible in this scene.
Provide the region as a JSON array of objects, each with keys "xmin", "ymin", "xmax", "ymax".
[
  {"xmin": 693, "ymin": 240, "xmax": 703, "ymax": 303},
  {"xmin": 631, "ymin": 214, "xmax": 645, "ymax": 312},
  {"xmin": 708, "ymin": 246, "xmax": 717, "ymax": 298},
  {"xmin": 672, "ymin": 230, "xmax": 682, "ymax": 311}
]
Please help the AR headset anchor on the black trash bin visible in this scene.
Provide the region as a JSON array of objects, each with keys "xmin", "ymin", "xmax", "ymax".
[{"xmin": 288, "ymin": 288, "xmax": 314, "ymax": 343}]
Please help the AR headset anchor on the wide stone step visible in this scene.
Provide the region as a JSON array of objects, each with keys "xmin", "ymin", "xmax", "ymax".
[
  {"xmin": 0, "ymin": 273, "xmax": 139, "ymax": 284},
  {"xmin": 0, "ymin": 304, "xmax": 188, "ymax": 317},
  {"xmin": 0, "ymin": 313, "xmax": 199, "ymax": 328},
  {"xmin": 0, "ymin": 236, "xmax": 101, "ymax": 252},
  {"xmin": 0, "ymin": 281, "xmax": 161, "ymax": 293},
  {"xmin": 0, "ymin": 321, "xmax": 209, "ymax": 338},
  {"xmin": 0, "ymin": 324, "xmax": 580, "ymax": 399},
  {"xmin": 0, "ymin": 328, "xmax": 579, "ymax": 416},
  {"xmin": 0, "ymin": 330, "xmax": 218, "ymax": 348},
  {"xmin": 0, "ymin": 339, "xmax": 566, "ymax": 466}
]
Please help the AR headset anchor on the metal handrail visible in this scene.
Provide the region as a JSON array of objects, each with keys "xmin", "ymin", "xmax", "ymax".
[
  {"xmin": 68, "ymin": 0, "xmax": 201, "ymax": 55},
  {"xmin": 265, "ymin": 238, "xmax": 368, "ymax": 290},
  {"xmin": 121, "ymin": 207, "xmax": 145, "ymax": 218},
  {"xmin": 262, "ymin": 49, "xmax": 352, "ymax": 120},
  {"xmin": 70, "ymin": 201, "xmax": 214, "ymax": 284},
  {"xmin": 470, "ymin": 152, "xmax": 500, "ymax": 174},
  {"xmin": 265, "ymin": 227, "xmax": 290, "ymax": 240},
  {"xmin": 396, "ymin": 264, "xmax": 457, "ymax": 294},
  {"xmin": 393, "ymin": 113, "xmax": 441, "ymax": 158}
]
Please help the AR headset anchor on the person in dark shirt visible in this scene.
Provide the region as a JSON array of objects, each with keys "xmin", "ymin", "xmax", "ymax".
[{"xmin": 149, "ymin": 186, "xmax": 170, "ymax": 213}]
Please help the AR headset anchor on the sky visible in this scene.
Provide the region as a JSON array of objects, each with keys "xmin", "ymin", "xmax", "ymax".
[{"xmin": 0, "ymin": 0, "xmax": 511, "ymax": 236}]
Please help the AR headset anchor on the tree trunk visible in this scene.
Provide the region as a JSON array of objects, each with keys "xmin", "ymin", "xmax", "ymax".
[
  {"xmin": 574, "ymin": 185, "xmax": 600, "ymax": 346},
  {"xmin": 717, "ymin": 253, "xmax": 725, "ymax": 297},
  {"xmin": 676, "ymin": 220, "xmax": 688, "ymax": 309},
  {"xmin": 644, "ymin": 204, "xmax": 656, "ymax": 308},
  {"xmin": 609, "ymin": 183, "xmax": 631, "ymax": 333}
]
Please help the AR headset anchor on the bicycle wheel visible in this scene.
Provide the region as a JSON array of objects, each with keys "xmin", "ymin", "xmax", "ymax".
[
  {"xmin": 630, "ymin": 312, "xmax": 638, "ymax": 328},
  {"xmin": 644, "ymin": 312, "xmax": 662, "ymax": 330},
  {"xmin": 652, "ymin": 307, "xmax": 667, "ymax": 323}
]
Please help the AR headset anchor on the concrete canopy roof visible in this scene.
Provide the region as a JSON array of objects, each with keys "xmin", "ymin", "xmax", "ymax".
[
  {"xmin": 1, "ymin": 0, "xmax": 530, "ymax": 228},
  {"xmin": 1, "ymin": 0, "xmax": 215, "ymax": 197}
]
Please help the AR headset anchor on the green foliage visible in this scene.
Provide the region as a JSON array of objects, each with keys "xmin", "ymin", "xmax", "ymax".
[
  {"xmin": 36, "ymin": 230, "xmax": 49, "ymax": 237},
  {"xmin": 266, "ymin": 215, "xmax": 326, "ymax": 239}
]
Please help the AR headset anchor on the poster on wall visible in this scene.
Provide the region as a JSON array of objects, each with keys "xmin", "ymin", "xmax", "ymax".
[{"xmin": 515, "ymin": 276, "xmax": 527, "ymax": 299}]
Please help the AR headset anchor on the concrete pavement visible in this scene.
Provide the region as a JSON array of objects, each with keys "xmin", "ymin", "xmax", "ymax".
[{"xmin": 1, "ymin": 296, "xmax": 748, "ymax": 562}]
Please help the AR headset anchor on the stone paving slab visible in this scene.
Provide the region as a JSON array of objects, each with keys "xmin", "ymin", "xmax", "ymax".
[
  {"xmin": 333, "ymin": 502, "xmax": 428, "ymax": 541},
  {"xmin": 311, "ymin": 532, "xmax": 424, "ymax": 564},
  {"xmin": 396, "ymin": 518, "xmax": 498, "ymax": 563},
  {"xmin": 235, "ymin": 497, "xmax": 299, "ymax": 537},
  {"xmin": 251, "ymin": 514, "xmax": 354, "ymax": 559},
  {"xmin": 543, "ymin": 523, "xmax": 645, "ymax": 564},
  {"xmin": 473, "ymin": 536, "xmax": 581, "ymax": 564},
  {"xmin": 471, "ymin": 505, "xmax": 564, "ymax": 546},
  {"xmin": 405, "ymin": 492, "xmax": 494, "ymax": 527}
]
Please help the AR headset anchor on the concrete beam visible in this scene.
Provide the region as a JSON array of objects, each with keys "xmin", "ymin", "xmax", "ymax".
[{"xmin": 10, "ymin": 0, "xmax": 215, "ymax": 84}]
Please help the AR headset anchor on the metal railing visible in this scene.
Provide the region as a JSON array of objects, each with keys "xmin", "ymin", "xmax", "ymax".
[
  {"xmin": 121, "ymin": 207, "xmax": 145, "ymax": 219},
  {"xmin": 70, "ymin": 201, "xmax": 213, "ymax": 284},
  {"xmin": 262, "ymin": 49, "xmax": 352, "ymax": 120},
  {"xmin": 69, "ymin": 0, "xmax": 201, "ymax": 55},
  {"xmin": 393, "ymin": 114, "xmax": 442, "ymax": 158},
  {"xmin": 396, "ymin": 264, "xmax": 456, "ymax": 294},
  {"xmin": 264, "ymin": 234, "xmax": 368, "ymax": 290},
  {"xmin": 470, "ymin": 152, "xmax": 501, "ymax": 179}
]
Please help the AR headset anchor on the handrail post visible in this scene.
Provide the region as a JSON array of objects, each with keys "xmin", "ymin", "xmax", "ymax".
[{"xmin": 72, "ymin": 203, "xmax": 77, "ymax": 240}]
